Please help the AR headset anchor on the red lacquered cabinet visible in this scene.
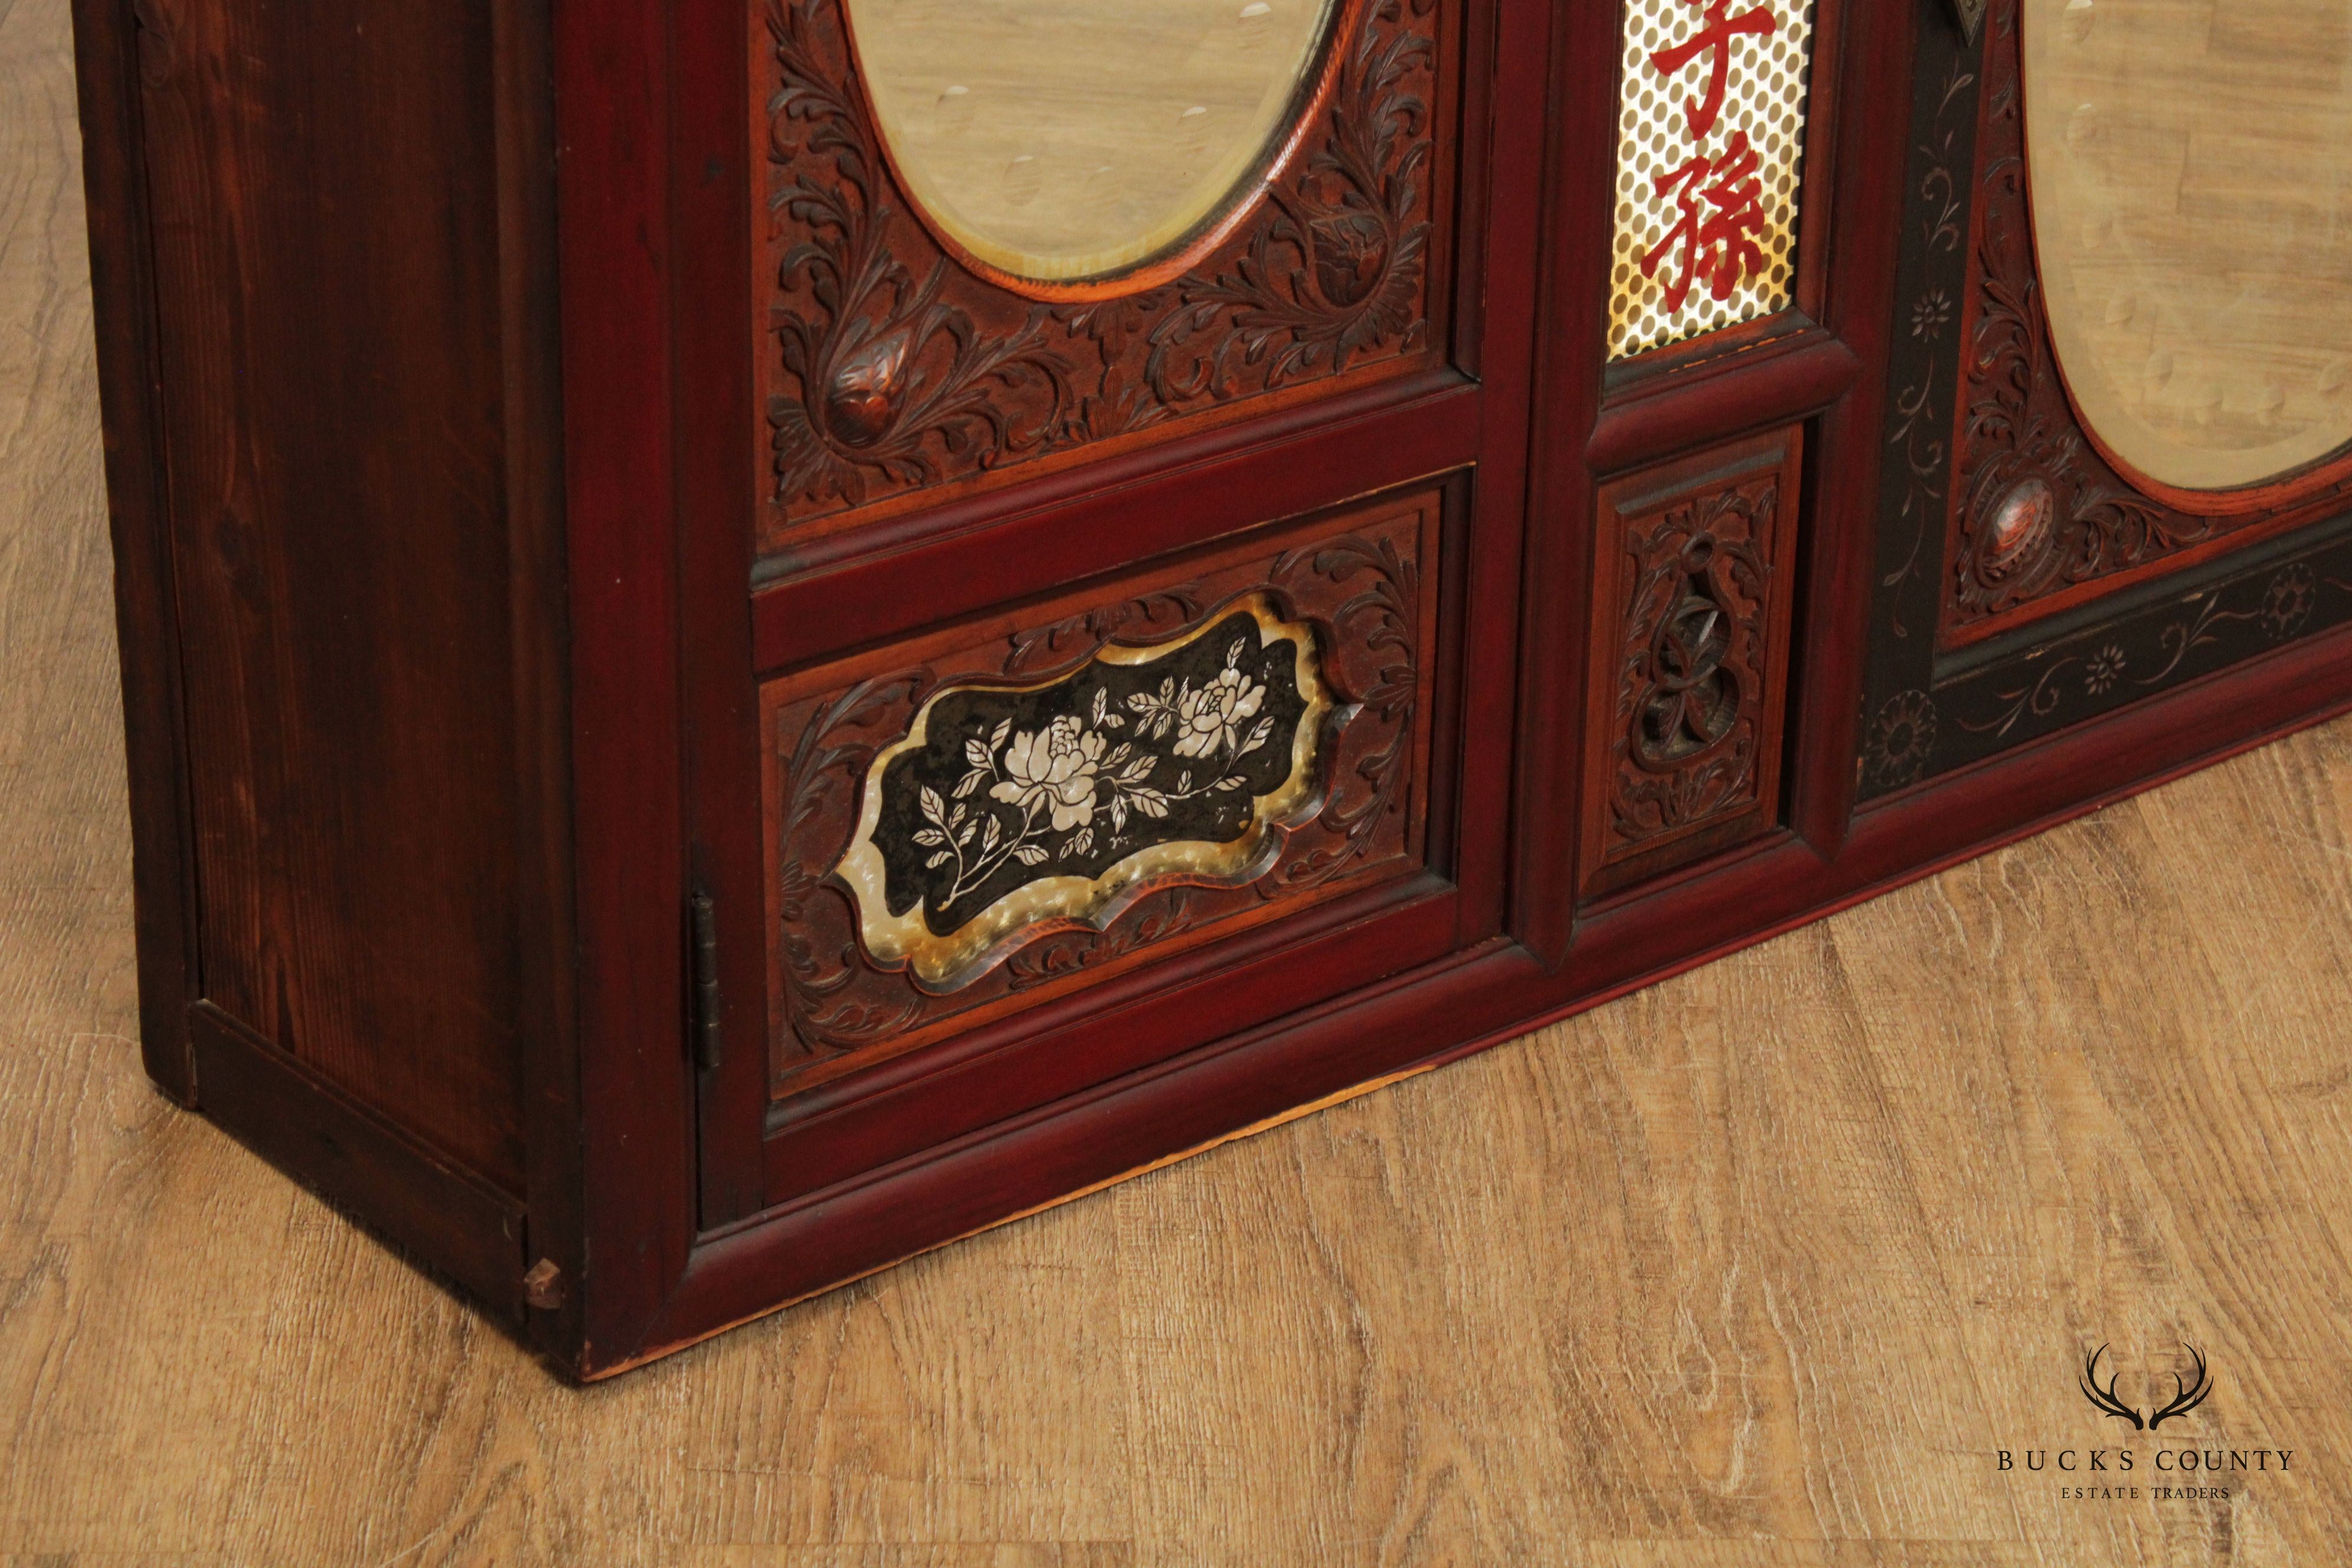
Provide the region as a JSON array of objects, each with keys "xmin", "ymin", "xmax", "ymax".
[{"xmin": 72, "ymin": 0, "xmax": 2352, "ymax": 1376}]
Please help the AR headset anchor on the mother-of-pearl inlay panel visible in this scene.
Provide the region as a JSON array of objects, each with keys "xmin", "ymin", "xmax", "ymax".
[
  {"xmin": 761, "ymin": 492, "xmax": 1437, "ymax": 1090},
  {"xmin": 834, "ymin": 598, "xmax": 1335, "ymax": 989}
]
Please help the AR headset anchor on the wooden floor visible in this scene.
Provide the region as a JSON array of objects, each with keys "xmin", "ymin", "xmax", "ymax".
[{"xmin": 6, "ymin": 2, "xmax": 2352, "ymax": 1563}]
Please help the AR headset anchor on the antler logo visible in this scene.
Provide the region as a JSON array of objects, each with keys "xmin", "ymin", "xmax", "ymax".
[{"xmin": 2079, "ymin": 1343, "xmax": 2214, "ymax": 1432}]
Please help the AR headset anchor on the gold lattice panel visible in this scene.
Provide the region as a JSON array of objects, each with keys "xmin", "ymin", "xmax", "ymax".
[{"xmin": 1609, "ymin": 0, "xmax": 1818, "ymax": 360}]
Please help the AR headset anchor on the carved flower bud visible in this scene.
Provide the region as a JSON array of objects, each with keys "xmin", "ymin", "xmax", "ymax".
[
  {"xmin": 1309, "ymin": 213, "xmax": 1391, "ymax": 309},
  {"xmin": 823, "ymin": 327, "xmax": 913, "ymax": 449}
]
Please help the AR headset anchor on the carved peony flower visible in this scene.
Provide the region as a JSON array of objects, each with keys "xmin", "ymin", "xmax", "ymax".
[
  {"xmin": 990, "ymin": 716, "xmax": 1105, "ymax": 831},
  {"xmin": 1172, "ymin": 666, "xmax": 1266, "ymax": 760}
]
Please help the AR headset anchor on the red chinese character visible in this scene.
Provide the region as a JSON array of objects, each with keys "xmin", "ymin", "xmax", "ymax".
[
  {"xmin": 1649, "ymin": 0, "xmax": 1778, "ymax": 141},
  {"xmin": 1639, "ymin": 131, "xmax": 1769, "ymax": 312}
]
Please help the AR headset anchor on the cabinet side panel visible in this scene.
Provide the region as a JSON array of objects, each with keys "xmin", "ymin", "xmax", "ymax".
[
  {"xmin": 70, "ymin": 0, "xmax": 200, "ymax": 1100},
  {"xmin": 133, "ymin": 0, "xmax": 525, "ymax": 1192}
]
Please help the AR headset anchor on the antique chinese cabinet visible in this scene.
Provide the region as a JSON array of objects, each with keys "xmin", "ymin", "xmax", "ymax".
[{"xmin": 72, "ymin": 0, "xmax": 2352, "ymax": 1374}]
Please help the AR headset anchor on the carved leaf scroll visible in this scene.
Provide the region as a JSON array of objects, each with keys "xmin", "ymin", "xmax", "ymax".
[
  {"xmin": 761, "ymin": 497, "xmax": 1438, "ymax": 1095},
  {"xmin": 757, "ymin": 0, "xmax": 1443, "ymax": 548}
]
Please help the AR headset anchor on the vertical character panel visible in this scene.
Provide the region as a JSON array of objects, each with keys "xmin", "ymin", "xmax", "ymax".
[{"xmin": 1609, "ymin": 0, "xmax": 1819, "ymax": 360}]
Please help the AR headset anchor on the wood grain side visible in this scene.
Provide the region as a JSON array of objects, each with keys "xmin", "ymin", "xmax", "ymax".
[
  {"xmin": 125, "ymin": 0, "xmax": 530, "ymax": 1191},
  {"xmin": 66, "ymin": 0, "xmax": 198, "ymax": 1102}
]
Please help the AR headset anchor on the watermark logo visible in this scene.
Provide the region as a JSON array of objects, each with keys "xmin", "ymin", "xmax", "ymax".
[
  {"xmin": 1995, "ymin": 1341, "xmax": 2297, "ymax": 1505},
  {"xmin": 2077, "ymin": 1342, "xmax": 2211, "ymax": 1431}
]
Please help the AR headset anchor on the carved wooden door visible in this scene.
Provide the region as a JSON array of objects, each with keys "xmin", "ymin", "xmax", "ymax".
[{"xmin": 675, "ymin": 0, "xmax": 1543, "ymax": 1224}]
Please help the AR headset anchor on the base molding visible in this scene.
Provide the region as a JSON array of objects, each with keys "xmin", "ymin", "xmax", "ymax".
[{"xmin": 188, "ymin": 1005, "xmax": 530, "ymax": 1321}]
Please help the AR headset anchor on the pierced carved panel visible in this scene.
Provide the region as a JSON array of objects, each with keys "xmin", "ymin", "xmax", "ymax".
[
  {"xmin": 755, "ymin": 0, "xmax": 1449, "ymax": 553},
  {"xmin": 762, "ymin": 489, "xmax": 1443, "ymax": 1097},
  {"xmin": 1583, "ymin": 430, "xmax": 1802, "ymax": 895}
]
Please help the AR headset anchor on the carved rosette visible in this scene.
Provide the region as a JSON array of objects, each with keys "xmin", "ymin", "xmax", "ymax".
[
  {"xmin": 1943, "ymin": 0, "xmax": 2352, "ymax": 629},
  {"xmin": 760, "ymin": 495, "xmax": 1439, "ymax": 1093},
  {"xmin": 1584, "ymin": 433, "xmax": 1802, "ymax": 895},
  {"xmin": 757, "ymin": 0, "xmax": 1446, "ymax": 549}
]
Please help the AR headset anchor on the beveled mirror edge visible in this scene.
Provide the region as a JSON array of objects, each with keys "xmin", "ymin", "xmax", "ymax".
[
  {"xmin": 2015, "ymin": 0, "xmax": 2352, "ymax": 514},
  {"xmin": 834, "ymin": 0, "xmax": 1372, "ymax": 302}
]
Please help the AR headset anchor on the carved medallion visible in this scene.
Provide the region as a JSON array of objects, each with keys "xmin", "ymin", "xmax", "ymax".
[{"xmin": 834, "ymin": 599, "xmax": 1337, "ymax": 989}]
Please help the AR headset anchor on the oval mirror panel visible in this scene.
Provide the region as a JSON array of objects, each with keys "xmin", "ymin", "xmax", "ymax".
[
  {"xmin": 2024, "ymin": 0, "xmax": 2352, "ymax": 494},
  {"xmin": 844, "ymin": 0, "xmax": 1342, "ymax": 286}
]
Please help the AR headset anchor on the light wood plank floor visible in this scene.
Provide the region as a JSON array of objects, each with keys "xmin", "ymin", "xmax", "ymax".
[{"xmin": 5, "ymin": 1, "xmax": 2350, "ymax": 1562}]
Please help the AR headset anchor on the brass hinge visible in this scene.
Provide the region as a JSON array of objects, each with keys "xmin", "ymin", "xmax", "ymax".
[{"xmin": 690, "ymin": 884, "xmax": 723, "ymax": 1073}]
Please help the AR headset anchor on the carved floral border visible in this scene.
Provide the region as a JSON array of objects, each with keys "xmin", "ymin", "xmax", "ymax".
[
  {"xmin": 1943, "ymin": 0, "xmax": 2352, "ymax": 628},
  {"xmin": 763, "ymin": 510, "xmax": 1432, "ymax": 1086},
  {"xmin": 757, "ymin": 0, "xmax": 1446, "ymax": 548}
]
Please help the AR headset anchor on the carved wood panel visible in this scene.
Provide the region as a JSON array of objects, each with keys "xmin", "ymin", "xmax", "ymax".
[
  {"xmin": 760, "ymin": 486, "xmax": 1444, "ymax": 1099},
  {"xmin": 1582, "ymin": 430, "xmax": 1802, "ymax": 896},
  {"xmin": 1863, "ymin": 4, "xmax": 2352, "ymax": 799},
  {"xmin": 753, "ymin": 0, "xmax": 1452, "ymax": 556},
  {"xmin": 1941, "ymin": 0, "xmax": 2352, "ymax": 638}
]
